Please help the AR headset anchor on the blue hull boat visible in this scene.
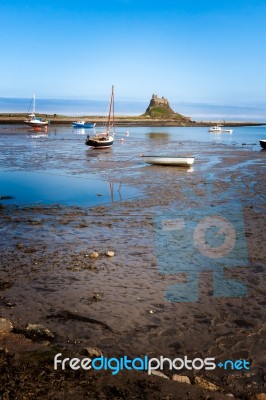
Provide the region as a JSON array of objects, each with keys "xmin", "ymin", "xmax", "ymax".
[{"xmin": 72, "ymin": 121, "xmax": 96, "ymax": 128}]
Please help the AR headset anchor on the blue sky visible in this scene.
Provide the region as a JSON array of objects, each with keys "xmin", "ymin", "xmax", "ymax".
[{"xmin": 1, "ymin": 0, "xmax": 266, "ymax": 105}]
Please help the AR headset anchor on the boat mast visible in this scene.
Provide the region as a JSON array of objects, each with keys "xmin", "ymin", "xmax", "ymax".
[
  {"xmin": 112, "ymin": 86, "xmax": 115, "ymax": 133},
  {"xmin": 33, "ymin": 93, "xmax": 36, "ymax": 115},
  {"xmin": 106, "ymin": 86, "xmax": 114, "ymax": 136}
]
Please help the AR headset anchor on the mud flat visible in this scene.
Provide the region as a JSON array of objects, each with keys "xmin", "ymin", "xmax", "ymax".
[{"xmin": 0, "ymin": 140, "xmax": 265, "ymax": 399}]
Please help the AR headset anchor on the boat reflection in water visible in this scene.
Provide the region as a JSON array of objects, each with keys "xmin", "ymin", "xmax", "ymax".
[
  {"xmin": 27, "ymin": 125, "xmax": 49, "ymax": 138},
  {"xmin": 73, "ymin": 128, "xmax": 96, "ymax": 135},
  {"xmin": 0, "ymin": 169, "xmax": 137, "ymax": 206},
  {"xmin": 147, "ymin": 131, "xmax": 170, "ymax": 142},
  {"xmin": 27, "ymin": 133, "xmax": 49, "ymax": 139},
  {"xmin": 109, "ymin": 181, "xmax": 123, "ymax": 202}
]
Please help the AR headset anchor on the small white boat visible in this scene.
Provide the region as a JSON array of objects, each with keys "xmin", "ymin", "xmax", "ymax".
[
  {"xmin": 141, "ymin": 155, "xmax": 195, "ymax": 166},
  {"xmin": 25, "ymin": 116, "xmax": 49, "ymax": 127},
  {"xmin": 209, "ymin": 125, "xmax": 222, "ymax": 132},
  {"xmin": 209, "ymin": 125, "xmax": 233, "ymax": 134},
  {"xmin": 24, "ymin": 94, "xmax": 49, "ymax": 127}
]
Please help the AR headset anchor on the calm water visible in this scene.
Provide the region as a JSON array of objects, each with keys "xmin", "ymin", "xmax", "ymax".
[
  {"xmin": 0, "ymin": 124, "xmax": 265, "ymax": 206},
  {"xmin": 0, "ymin": 170, "xmax": 137, "ymax": 206}
]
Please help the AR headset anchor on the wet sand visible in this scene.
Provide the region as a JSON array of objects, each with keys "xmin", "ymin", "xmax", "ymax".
[{"xmin": 0, "ymin": 140, "xmax": 265, "ymax": 399}]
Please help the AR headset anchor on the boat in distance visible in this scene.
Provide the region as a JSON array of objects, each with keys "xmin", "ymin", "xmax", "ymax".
[
  {"xmin": 140, "ymin": 155, "xmax": 195, "ymax": 166},
  {"xmin": 259, "ymin": 139, "xmax": 266, "ymax": 149},
  {"xmin": 25, "ymin": 116, "xmax": 49, "ymax": 127},
  {"xmin": 72, "ymin": 121, "xmax": 96, "ymax": 128},
  {"xmin": 24, "ymin": 94, "xmax": 49, "ymax": 127},
  {"xmin": 209, "ymin": 125, "xmax": 233, "ymax": 134},
  {"xmin": 209, "ymin": 125, "xmax": 222, "ymax": 132}
]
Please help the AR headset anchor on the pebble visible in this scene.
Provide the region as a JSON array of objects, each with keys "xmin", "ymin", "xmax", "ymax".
[
  {"xmin": 105, "ymin": 251, "xmax": 115, "ymax": 257},
  {"xmin": 252, "ymin": 395, "xmax": 266, "ymax": 400},
  {"xmin": 90, "ymin": 251, "xmax": 99, "ymax": 259},
  {"xmin": 172, "ymin": 374, "xmax": 191, "ymax": 384},
  {"xmin": 92, "ymin": 293, "xmax": 102, "ymax": 301},
  {"xmin": 84, "ymin": 347, "xmax": 103, "ymax": 358},
  {"xmin": 150, "ymin": 370, "xmax": 169, "ymax": 379},
  {"xmin": 0, "ymin": 318, "xmax": 13, "ymax": 333},
  {"xmin": 195, "ymin": 376, "xmax": 221, "ymax": 391},
  {"xmin": 26, "ymin": 323, "xmax": 54, "ymax": 340},
  {"xmin": 6, "ymin": 302, "xmax": 15, "ymax": 308}
]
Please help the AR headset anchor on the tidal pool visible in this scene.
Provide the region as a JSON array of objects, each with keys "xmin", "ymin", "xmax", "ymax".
[{"xmin": 0, "ymin": 170, "xmax": 139, "ymax": 206}]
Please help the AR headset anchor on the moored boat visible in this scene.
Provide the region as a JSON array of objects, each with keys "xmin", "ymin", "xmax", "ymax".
[
  {"xmin": 85, "ymin": 86, "xmax": 115, "ymax": 149},
  {"xmin": 25, "ymin": 116, "xmax": 49, "ymax": 127},
  {"xmin": 72, "ymin": 121, "xmax": 96, "ymax": 128},
  {"xmin": 209, "ymin": 125, "xmax": 233, "ymax": 133},
  {"xmin": 140, "ymin": 155, "xmax": 195, "ymax": 166},
  {"xmin": 209, "ymin": 125, "xmax": 222, "ymax": 133},
  {"xmin": 24, "ymin": 94, "xmax": 49, "ymax": 127},
  {"xmin": 86, "ymin": 133, "xmax": 114, "ymax": 148},
  {"xmin": 259, "ymin": 139, "xmax": 266, "ymax": 149}
]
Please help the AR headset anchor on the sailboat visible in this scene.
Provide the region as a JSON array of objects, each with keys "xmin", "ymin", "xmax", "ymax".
[
  {"xmin": 24, "ymin": 94, "xmax": 49, "ymax": 127},
  {"xmin": 85, "ymin": 86, "xmax": 115, "ymax": 148}
]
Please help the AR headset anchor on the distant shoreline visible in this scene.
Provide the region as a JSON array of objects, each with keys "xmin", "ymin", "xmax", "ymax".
[{"xmin": 0, "ymin": 113, "xmax": 265, "ymax": 127}]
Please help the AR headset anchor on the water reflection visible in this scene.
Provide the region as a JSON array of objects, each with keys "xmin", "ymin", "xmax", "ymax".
[
  {"xmin": 86, "ymin": 146, "xmax": 113, "ymax": 161},
  {"xmin": 147, "ymin": 131, "xmax": 170, "ymax": 141},
  {"xmin": 25, "ymin": 125, "xmax": 49, "ymax": 138},
  {"xmin": 27, "ymin": 133, "xmax": 49, "ymax": 139},
  {"xmin": 73, "ymin": 128, "xmax": 96, "ymax": 135},
  {"xmin": 109, "ymin": 181, "xmax": 123, "ymax": 202},
  {"xmin": 0, "ymin": 170, "xmax": 138, "ymax": 206},
  {"xmin": 209, "ymin": 131, "xmax": 234, "ymax": 145}
]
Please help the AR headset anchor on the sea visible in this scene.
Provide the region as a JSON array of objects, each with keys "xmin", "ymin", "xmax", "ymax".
[
  {"xmin": 1, "ymin": 97, "xmax": 266, "ymax": 122},
  {"xmin": 0, "ymin": 122, "xmax": 265, "ymax": 207},
  {"xmin": 0, "ymin": 97, "xmax": 265, "ymax": 207}
]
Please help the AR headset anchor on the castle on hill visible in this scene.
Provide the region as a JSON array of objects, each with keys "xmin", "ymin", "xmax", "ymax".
[
  {"xmin": 150, "ymin": 94, "xmax": 170, "ymax": 107},
  {"xmin": 143, "ymin": 94, "xmax": 191, "ymax": 122}
]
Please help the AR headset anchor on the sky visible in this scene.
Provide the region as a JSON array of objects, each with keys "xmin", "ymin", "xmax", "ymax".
[{"xmin": 1, "ymin": 0, "xmax": 266, "ymax": 106}]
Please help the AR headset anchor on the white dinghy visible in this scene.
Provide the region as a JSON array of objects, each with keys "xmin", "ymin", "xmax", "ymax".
[{"xmin": 140, "ymin": 155, "xmax": 195, "ymax": 166}]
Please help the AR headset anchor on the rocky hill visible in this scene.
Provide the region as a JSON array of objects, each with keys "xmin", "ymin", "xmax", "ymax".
[{"xmin": 142, "ymin": 94, "xmax": 192, "ymax": 122}]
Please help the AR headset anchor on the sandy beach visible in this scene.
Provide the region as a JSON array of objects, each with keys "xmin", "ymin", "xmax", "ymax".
[{"xmin": 0, "ymin": 133, "xmax": 265, "ymax": 399}]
